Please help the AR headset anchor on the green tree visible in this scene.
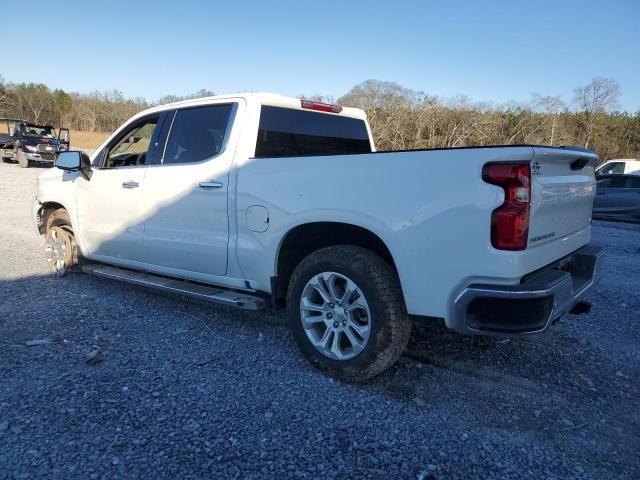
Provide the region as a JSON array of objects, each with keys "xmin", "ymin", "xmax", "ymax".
[{"xmin": 52, "ymin": 89, "xmax": 73, "ymax": 127}]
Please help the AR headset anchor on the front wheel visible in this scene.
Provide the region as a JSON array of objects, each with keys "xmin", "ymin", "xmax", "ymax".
[
  {"xmin": 286, "ymin": 246, "xmax": 411, "ymax": 382},
  {"xmin": 44, "ymin": 209, "xmax": 78, "ymax": 276}
]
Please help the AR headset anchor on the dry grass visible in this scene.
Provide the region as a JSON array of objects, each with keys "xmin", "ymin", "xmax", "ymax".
[{"xmin": 69, "ymin": 130, "xmax": 109, "ymax": 149}]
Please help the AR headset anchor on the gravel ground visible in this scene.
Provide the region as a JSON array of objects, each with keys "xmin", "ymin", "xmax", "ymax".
[{"xmin": 1, "ymin": 161, "xmax": 639, "ymax": 479}]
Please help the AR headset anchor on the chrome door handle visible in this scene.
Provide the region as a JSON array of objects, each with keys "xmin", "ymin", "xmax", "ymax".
[
  {"xmin": 122, "ymin": 181, "xmax": 140, "ymax": 189},
  {"xmin": 198, "ymin": 181, "xmax": 223, "ymax": 189}
]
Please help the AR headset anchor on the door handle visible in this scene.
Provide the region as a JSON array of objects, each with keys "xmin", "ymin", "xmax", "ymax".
[
  {"xmin": 198, "ymin": 181, "xmax": 223, "ymax": 189},
  {"xmin": 122, "ymin": 181, "xmax": 140, "ymax": 189}
]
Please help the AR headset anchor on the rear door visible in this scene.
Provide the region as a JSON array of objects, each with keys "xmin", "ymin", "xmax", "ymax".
[
  {"xmin": 527, "ymin": 147, "xmax": 598, "ymax": 248},
  {"xmin": 594, "ymin": 176, "xmax": 624, "ymax": 216},
  {"xmin": 141, "ymin": 101, "xmax": 239, "ymax": 276},
  {"xmin": 624, "ymin": 177, "xmax": 640, "ymax": 219},
  {"xmin": 58, "ymin": 128, "xmax": 70, "ymax": 150},
  {"xmin": 596, "ymin": 176, "xmax": 640, "ymax": 219}
]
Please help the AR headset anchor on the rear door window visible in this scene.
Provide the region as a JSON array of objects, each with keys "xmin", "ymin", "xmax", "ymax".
[
  {"xmin": 608, "ymin": 177, "xmax": 628, "ymax": 189},
  {"xmin": 597, "ymin": 178, "xmax": 614, "ymax": 188},
  {"xmin": 623, "ymin": 177, "xmax": 640, "ymax": 189},
  {"xmin": 597, "ymin": 177, "xmax": 628, "ymax": 189},
  {"xmin": 163, "ymin": 104, "xmax": 234, "ymax": 165},
  {"xmin": 255, "ymin": 106, "xmax": 371, "ymax": 158}
]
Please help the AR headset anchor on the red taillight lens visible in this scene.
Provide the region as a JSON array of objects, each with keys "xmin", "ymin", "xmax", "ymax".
[
  {"xmin": 482, "ymin": 163, "xmax": 531, "ymax": 251},
  {"xmin": 300, "ymin": 99, "xmax": 343, "ymax": 113}
]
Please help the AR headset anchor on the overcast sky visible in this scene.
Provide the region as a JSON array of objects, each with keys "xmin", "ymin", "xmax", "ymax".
[{"xmin": 3, "ymin": 0, "xmax": 639, "ymax": 110}]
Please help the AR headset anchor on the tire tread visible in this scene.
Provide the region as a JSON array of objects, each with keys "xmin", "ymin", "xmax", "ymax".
[{"xmin": 287, "ymin": 245, "xmax": 411, "ymax": 382}]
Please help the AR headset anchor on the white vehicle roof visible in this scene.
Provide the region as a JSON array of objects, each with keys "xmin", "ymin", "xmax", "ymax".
[
  {"xmin": 135, "ymin": 92, "xmax": 367, "ymax": 121},
  {"xmin": 601, "ymin": 158, "xmax": 640, "ymax": 163}
]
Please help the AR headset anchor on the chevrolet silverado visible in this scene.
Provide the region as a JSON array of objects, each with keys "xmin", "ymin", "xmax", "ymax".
[{"xmin": 33, "ymin": 93, "xmax": 603, "ymax": 381}]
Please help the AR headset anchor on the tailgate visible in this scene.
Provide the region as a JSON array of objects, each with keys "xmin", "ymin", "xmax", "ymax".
[{"xmin": 528, "ymin": 147, "xmax": 597, "ymax": 249}]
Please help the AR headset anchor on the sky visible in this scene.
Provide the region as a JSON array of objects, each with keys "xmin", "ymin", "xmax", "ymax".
[{"xmin": 2, "ymin": 0, "xmax": 639, "ymax": 111}]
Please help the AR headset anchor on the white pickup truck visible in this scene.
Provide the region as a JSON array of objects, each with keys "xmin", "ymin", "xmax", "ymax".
[{"xmin": 34, "ymin": 93, "xmax": 603, "ymax": 381}]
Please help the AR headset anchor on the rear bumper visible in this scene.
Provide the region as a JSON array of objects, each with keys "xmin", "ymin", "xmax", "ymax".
[{"xmin": 451, "ymin": 245, "xmax": 604, "ymax": 335}]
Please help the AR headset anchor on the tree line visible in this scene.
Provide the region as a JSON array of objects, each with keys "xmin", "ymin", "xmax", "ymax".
[
  {"xmin": 1, "ymin": 74, "xmax": 638, "ymax": 160},
  {"xmin": 335, "ymin": 78, "xmax": 639, "ymax": 160},
  {"xmin": 0, "ymin": 75, "xmax": 213, "ymax": 134}
]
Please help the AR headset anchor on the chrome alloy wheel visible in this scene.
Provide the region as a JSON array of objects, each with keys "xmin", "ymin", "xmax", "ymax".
[
  {"xmin": 299, "ymin": 272, "xmax": 371, "ymax": 361},
  {"xmin": 45, "ymin": 226, "xmax": 75, "ymax": 277}
]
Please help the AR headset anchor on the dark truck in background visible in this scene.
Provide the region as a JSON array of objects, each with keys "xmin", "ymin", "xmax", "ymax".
[{"xmin": 0, "ymin": 119, "xmax": 70, "ymax": 168}]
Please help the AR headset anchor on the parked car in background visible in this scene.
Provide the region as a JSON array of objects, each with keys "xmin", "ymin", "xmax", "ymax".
[
  {"xmin": 0, "ymin": 118, "xmax": 70, "ymax": 168},
  {"xmin": 593, "ymin": 174, "xmax": 640, "ymax": 222},
  {"xmin": 595, "ymin": 158, "xmax": 640, "ymax": 176}
]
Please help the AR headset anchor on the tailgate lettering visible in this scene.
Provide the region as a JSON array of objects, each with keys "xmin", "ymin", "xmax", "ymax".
[{"xmin": 530, "ymin": 232, "xmax": 556, "ymax": 243}]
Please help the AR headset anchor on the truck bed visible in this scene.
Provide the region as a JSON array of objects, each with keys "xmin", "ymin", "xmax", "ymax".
[{"xmin": 237, "ymin": 144, "xmax": 598, "ymax": 323}]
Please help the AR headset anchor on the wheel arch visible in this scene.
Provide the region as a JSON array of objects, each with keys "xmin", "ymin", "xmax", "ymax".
[
  {"xmin": 272, "ymin": 221, "xmax": 400, "ymax": 303},
  {"xmin": 36, "ymin": 201, "xmax": 68, "ymax": 235}
]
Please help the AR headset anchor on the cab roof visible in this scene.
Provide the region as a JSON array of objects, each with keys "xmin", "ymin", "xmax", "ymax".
[{"xmin": 138, "ymin": 92, "xmax": 367, "ymax": 121}]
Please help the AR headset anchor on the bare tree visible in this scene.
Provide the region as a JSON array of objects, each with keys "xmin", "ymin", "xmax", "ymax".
[
  {"xmin": 573, "ymin": 77, "xmax": 620, "ymax": 148},
  {"xmin": 534, "ymin": 94, "xmax": 566, "ymax": 145},
  {"xmin": 15, "ymin": 83, "xmax": 53, "ymax": 123},
  {"xmin": 0, "ymin": 75, "xmax": 8, "ymax": 110}
]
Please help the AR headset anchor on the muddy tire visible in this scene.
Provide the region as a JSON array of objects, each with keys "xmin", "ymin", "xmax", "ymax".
[
  {"xmin": 286, "ymin": 245, "xmax": 411, "ymax": 382},
  {"xmin": 45, "ymin": 208, "xmax": 79, "ymax": 276}
]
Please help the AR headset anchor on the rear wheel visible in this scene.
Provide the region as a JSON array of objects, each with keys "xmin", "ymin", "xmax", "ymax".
[
  {"xmin": 17, "ymin": 150, "xmax": 30, "ymax": 168},
  {"xmin": 44, "ymin": 209, "xmax": 78, "ymax": 276},
  {"xmin": 286, "ymin": 246, "xmax": 411, "ymax": 382}
]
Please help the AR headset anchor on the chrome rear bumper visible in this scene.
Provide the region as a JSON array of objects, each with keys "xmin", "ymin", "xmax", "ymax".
[{"xmin": 451, "ymin": 245, "xmax": 604, "ymax": 335}]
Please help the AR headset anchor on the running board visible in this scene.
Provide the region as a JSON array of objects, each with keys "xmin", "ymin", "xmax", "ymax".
[{"xmin": 82, "ymin": 264, "xmax": 264, "ymax": 310}]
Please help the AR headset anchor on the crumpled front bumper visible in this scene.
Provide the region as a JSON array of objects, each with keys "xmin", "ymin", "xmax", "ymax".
[{"xmin": 451, "ymin": 245, "xmax": 604, "ymax": 335}]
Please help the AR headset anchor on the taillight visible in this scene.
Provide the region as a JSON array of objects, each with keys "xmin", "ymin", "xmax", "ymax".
[
  {"xmin": 482, "ymin": 162, "xmax": 531, "ymax": 251},
  {"xmin": 300, "ymin": 99, "xmax": 343, "ymax": 114}
]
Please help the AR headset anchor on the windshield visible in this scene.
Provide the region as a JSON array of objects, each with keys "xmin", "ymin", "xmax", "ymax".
[{"xmin": 22, "ymin": 126, "xmax": 57, "ymax": 138}]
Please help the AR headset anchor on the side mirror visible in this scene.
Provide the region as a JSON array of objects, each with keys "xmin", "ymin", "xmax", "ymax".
[
  {"xmin": 56, "ymin": 151, "xmax": 92, "ymax": 179},
  {"xmin": 56, "ymin": 151, "xmax": 81, "ymax": 170},
  {"xmin": 9, "ymin": 126, "xmax": 15, "ymax": 136},
  {"xmin": 59, "ymin": 128, "xmax": 70, "ymax": 143}
]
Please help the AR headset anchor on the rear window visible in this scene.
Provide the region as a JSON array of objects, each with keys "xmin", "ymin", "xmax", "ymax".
[{"xmin": 255, "ymin": 106, "xmax": 371, "ymax": 158}]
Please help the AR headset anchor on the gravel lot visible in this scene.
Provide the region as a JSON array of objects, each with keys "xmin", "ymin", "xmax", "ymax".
[{"xmin": 1, "ymin": 161, "xmax": 639, "ymax": 480}]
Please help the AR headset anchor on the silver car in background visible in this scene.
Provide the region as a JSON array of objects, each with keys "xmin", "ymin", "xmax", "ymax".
[{"xmin": 593, "ymin": 174, "xmax": 640, "ymax": 222}]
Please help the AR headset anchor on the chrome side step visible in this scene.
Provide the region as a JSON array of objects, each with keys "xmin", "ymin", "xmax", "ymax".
[{"xmin": 82, "ymin": 264, "xmax": 264, "ymax": 310}]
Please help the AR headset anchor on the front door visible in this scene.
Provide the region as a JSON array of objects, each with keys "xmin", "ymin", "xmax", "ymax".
[
  {"xmin": 75, "ymin": 114, "xmax": 164, "ymax": 263},
  {"xmin": 142, "ymin": 102, "xmax": 238, "ymax": 276},
  {"xmin": 58, "ymin": 128, "xmax": 70, "ymax": 150}
]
